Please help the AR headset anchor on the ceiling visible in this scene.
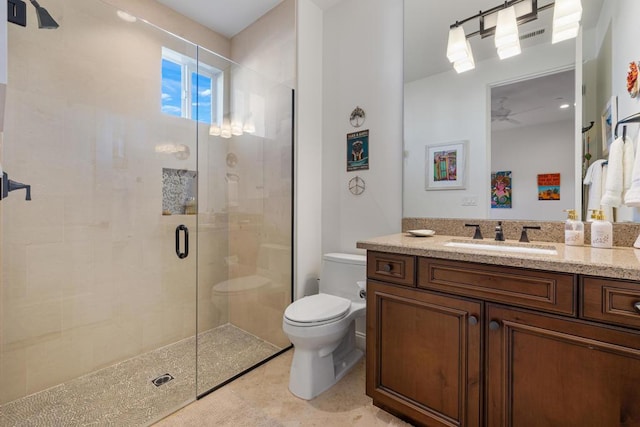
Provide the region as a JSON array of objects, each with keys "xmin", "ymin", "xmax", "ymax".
[
  {"xmin": 155, "ymin": 0, "xmax": 285, "ymax": 38},
  {"xmin": 156, "ymin": 0, "xmax": 343, "ymax": 39},
  {"xmin": 491, "ymin": 69, "xmax": 575, "ymax": 131}
]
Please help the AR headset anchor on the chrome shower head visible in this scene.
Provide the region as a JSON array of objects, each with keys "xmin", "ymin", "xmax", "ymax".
[{"xmin": 29, "ymin": 0, "xmax": 58, "ymax": 29}]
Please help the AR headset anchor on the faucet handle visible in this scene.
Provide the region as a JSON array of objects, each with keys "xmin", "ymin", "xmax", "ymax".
[
  {"xmin": 519, "ymin": 225, "xmax": 541, "ymax": 243},
  {"xmin": 464, "ymin": 224, "xmax": 483, "ymax": 240}
]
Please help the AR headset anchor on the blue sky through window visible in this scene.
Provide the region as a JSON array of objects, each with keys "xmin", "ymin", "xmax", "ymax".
[
  {"xmin": 161, "ymin": 59, "xmax": 182, "ymax": 117},
  {"xmin": 192, "ymin": 72, "xmax": 212, "ymax": 124}
]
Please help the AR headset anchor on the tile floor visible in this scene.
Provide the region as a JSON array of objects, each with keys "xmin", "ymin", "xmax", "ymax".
[{"xmin": 155, "ymin": 349, "xmax": 412, "ymax": 427}]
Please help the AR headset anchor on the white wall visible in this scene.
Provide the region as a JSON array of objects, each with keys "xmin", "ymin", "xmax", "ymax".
[
  {"xmin": 321, "ymin": 0, "xmax": 403, "ymax": 254},
  {"xmin": 491, "ymin": 120, "xmax": 575, "ymax": 221},
  {"xmin": 295, "ymin": 0, "xmax": 323, "ymax": 298},
  {"xmin": 404, "ymin": 41, "xmax": 576, "ymax": 219},
  {"xmin": 611, "ymin": 0, "xmax": 640, "ymax": 222},
  {"xmin": 612, "ymin": 0, "xmax": 640, "ymax": 125}
]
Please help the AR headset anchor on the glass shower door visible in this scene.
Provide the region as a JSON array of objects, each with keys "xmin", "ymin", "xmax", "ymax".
[{"xmin": 195, "ymin": 48, "xmax": 293, "ymax": 396}]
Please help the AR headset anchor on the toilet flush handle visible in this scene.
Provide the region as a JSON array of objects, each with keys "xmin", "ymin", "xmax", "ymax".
[{"xmin": 357, "ymin": 281, "xmax": 366, "ymax": 298}]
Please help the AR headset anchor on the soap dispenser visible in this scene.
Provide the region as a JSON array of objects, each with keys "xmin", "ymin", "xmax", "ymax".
[
  {"xmin": 590, "ymin": 209, "xmax": 613, "ymax": 249},
  {"xmin": 563, "ymin": 209, "xmax": 584, "ymax": 246}
]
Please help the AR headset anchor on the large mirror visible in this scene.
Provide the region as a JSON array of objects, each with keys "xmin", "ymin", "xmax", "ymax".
[{"xmin": 403, "ymin": 0, "xmax": 640, "ymax": 222}]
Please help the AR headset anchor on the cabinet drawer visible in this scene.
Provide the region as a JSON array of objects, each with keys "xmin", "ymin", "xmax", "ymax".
[
  {"xmin": 367, "ymin": 251, "xmax": 415, "ymax": 287},
  {"xmin": 581, "ymin": 277, "xmax": 640, "ymax": 329},
  {"xmin": 418, "ymin": 257, "xmax": 576, "ymax": 315}
]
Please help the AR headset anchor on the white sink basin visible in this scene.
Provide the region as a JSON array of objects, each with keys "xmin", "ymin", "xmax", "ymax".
[{"xmin": 444, "ymin": 240, "xmax": 558, "ymax": 255}]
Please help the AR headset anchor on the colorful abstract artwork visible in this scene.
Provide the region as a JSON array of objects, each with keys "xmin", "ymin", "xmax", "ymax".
[
  {"xmin": 491, "ymin": 171, "xmax": 512, "ymax": 209},
  {"xmin": 538, "ymin": 173, "xmax": 561, "ymax": 200}
]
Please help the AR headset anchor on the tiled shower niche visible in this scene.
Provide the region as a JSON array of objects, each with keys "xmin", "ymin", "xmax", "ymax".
[{"xmin": 162, "ymin": 168, "xmax": 197, "ymax": 215}]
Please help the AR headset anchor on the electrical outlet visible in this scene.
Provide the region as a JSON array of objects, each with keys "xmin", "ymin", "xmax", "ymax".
[
  {"xmin": 8, "ymin": 0, "xmax": 27, "ymax": 27},
  {"xmin": 461, "ymin": 196, "xmax": 478, "ymax": 206}
]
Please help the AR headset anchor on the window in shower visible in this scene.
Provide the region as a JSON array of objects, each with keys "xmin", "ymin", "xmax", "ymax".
[{"xmin": 161, "ymin": 47, "xmax": 222, "ymax": 124}]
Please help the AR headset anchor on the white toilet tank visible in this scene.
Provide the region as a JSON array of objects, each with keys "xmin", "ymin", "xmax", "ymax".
[{"xmin": 319, "ymin": 253, "xmax": 366, "ymax": 302}]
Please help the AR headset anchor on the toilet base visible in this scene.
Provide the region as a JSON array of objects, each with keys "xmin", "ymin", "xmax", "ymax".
[{"xmin": 288, "ymin": 321, "xmax": 363, "ymax": 400}]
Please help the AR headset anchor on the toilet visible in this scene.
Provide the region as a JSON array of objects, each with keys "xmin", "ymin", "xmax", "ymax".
[{"xmin": 282, "ymin": 252, "xmax": 367, "ymax": 400}]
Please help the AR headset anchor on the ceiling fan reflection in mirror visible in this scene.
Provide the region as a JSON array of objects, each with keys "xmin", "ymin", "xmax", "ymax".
[{"xmin": 491, "ymin": 97, "xmax": 544, "ymax": 125}]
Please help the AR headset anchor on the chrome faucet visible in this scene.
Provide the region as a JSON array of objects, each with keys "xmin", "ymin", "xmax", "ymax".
[{"xmin": 495, "ymin": 221, "xmax": 505, "ymax": 241}]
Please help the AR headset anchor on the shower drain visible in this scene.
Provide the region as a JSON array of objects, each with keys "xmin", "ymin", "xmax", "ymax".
[{"xmin": 152, "ymin": 373, "xmax": 174, "ymax": 387}]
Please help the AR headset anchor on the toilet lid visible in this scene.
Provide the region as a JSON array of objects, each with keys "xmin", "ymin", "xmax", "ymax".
[{"xmin": 284, "ymin": 294, "xmax": 351, "ymax": 324}]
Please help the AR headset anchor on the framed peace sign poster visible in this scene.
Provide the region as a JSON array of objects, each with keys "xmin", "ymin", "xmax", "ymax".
[{"xmin": 347, "ymin": 130, "xmax": 369, "ymax": 171}]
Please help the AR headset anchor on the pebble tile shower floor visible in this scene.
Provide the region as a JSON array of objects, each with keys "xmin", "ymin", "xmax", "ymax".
[{"xmin": 0, "ymin": 324, "xmax": 279, "ymax": 426}]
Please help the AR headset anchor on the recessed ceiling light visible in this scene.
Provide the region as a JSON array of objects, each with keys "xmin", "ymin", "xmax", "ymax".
[
  {"xmin": 117, "ymin": 10, "xmax": 137, "ymax": 23},
  {"xmin": 560, "ymin": 103, "xmax": 570, "ymax": 109}
]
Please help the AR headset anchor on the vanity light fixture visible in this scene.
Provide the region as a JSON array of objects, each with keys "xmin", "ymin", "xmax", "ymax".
[
  {"xmin": 551, "ymin": 0, "xmax": 582, "ymax": 43},
  {"xmin": 220, "ymin": 117, "xmax": 232, "ymax": 139},
  {"xmin": 495, "ymin": 6, "xmax": 521, "ymax": 59},
  {"xmin": 446, "ymin": 26, "xmax": 476, "ymax": 73},
  {"xmin": 209, "ymin": 113, "xmax": 255, "ymax": 138},
  {"xmin": 209, "ymin": 123, "xmax": 221, "ymax": 136},
  {"xmin": 446, "ymin": 0, "xmax": 582, "ymax": 72},
  {"xmin": 242, "ymin": 114, "xmax": 256, "ymax": 134}
]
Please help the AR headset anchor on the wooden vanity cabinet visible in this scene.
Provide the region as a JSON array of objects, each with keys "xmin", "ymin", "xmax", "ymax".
[
  {"xmin": 366, "ymin": 252, "xmax": 640, "ymax": 427},
  {"xmin": 366, "ymin": 280, "xmax": 482, "ymax": 427},
  {"xmin": 486, "ymin": 304, "xmax": 640, "ymax": 426}
]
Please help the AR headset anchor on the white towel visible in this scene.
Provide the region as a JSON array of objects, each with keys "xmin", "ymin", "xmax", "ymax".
[
  {"xmin": 617, "ymin": 136, "xmax": 636, "ymax": 221},
  {"xmin": 623, "ymin": 136, "xmax": 635, "ymax": 190},
  {"xmin": 583, "ymin": 159, "xmax": 607, "ymax": 217},
  {"xmin": 624, "ymin": 131, "xmax": 640, "ymax": 206},
  {"xmin": 601, "ymin": 136, "xmax": 625, "ymax": 207}
]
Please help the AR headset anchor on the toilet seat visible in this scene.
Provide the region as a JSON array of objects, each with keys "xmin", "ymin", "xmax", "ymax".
[{"xmin": 284, "ymin": 294, "xmax": 351, "ymax": 326}]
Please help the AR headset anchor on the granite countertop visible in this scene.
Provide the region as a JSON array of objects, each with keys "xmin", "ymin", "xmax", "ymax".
[{"xmin": 357, "ymin": 233, "xmax": 640, "ymax": 282}]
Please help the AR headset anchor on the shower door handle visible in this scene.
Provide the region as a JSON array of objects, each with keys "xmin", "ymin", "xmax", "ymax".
[{"xmin": 175, "ymin": 225, "xmax": 189, "ymax": 259}]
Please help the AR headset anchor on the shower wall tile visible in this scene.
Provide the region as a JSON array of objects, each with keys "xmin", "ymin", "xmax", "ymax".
[
  {"xmin": 2, "ymin": 243, "xmax": 27, "ymax": 301},
  {"xmin": 90, "ymin": 322, "xmax": 142, "ymax": 372},
  {"xmin": 3, "ymin": 299, "xmax": 63, "ymax": 346},
  {"xmin": 25, "ymin": 332, "xmax": 93, "ymax": 395},
  {"xmin": 61, "ymin": 293, "xmax": 113, "ymax": 331},
  {"xmin": 0, "ymin": 348, "xmax": 26, "ymax": 404},
  {"xmin": 4, "ymin": 197, "xmax": 64, "ymax": 245},
  {"xmin": 25, "ymin": 243, "xmax": 67, "ymax": 301}
]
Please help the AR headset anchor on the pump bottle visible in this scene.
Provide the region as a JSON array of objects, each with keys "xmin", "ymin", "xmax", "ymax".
[
  {"xmin": 563, "ymin": 209, "xmax": 584, "ymax": 246},
  {"xmin": 590, "ymin": 209, "xmax": 613, "ymax": 249}
]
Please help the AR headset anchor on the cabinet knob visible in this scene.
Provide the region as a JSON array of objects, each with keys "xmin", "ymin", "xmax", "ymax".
[
  {"xmin": 382, "ymin": 263, "xmax": 392, "ymax": 272},
  {"xmin": 489, "ymin": 320, "xmax": 501, "ymax": 331},
  {"xmin": 634, "ymin": 302, "xmax": 640, "ymax": 314},
  {"xmin": 468, "ymin": 316, "xmax": 478, "ymax": 326}
]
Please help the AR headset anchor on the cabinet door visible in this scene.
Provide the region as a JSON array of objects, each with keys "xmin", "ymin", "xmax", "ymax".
[
  {"xmin": 487, "ymin": 304, "xmax": 640, "ymax": 427},
  {"xmin": 367, "ymin": 281, "xmax": 481, "ymax": 427}
]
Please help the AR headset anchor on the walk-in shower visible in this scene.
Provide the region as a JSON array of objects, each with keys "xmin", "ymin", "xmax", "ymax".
[{"xmin": 0, "ymin": 0, "xmax": 293, "ymax": 425}]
